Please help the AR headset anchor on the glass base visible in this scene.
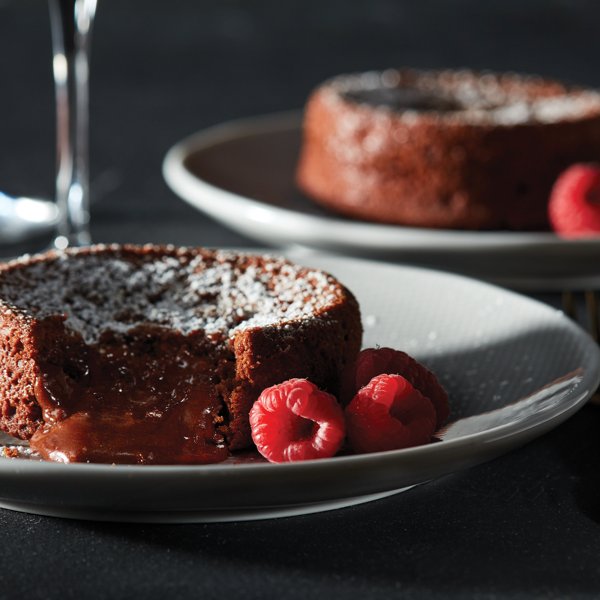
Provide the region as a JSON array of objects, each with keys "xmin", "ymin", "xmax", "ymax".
[{"xmin": 0, "ymin": 193, "xmax": 60, "ymax": 259}]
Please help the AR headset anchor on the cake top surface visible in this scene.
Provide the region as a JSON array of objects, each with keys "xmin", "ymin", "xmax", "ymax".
[
  {"xmin": 0, "ymin": 245, "xmax": 344, "ymax": 344},
  {"xmin": 322, "ymin": 68, "xmax": 600, "ymax": 126}
]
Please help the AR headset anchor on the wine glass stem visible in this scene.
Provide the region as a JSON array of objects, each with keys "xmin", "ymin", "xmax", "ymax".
[{"xmin": 48, "ymin": 0, "xmax": 97, "ymax": 249}]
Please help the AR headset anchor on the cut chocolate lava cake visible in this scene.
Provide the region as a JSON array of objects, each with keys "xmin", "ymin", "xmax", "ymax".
[{"xmin": 0, "ymin": 245, "xmax": 362, "ymax": 464}]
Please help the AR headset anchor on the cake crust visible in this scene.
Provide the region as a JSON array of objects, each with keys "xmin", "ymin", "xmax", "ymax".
[{"xmin": 296, "ymin": 68, "xmax": 600, "ymax": 230}]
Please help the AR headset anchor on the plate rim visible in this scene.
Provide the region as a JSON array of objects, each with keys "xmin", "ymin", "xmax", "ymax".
[{"xmin": 162, "ymin": 110, "xmax": 600, "ymax": 254}]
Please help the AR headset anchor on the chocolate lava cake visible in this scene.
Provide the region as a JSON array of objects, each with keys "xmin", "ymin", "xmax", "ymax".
[
  {"xmin": 0, "ymin": 245, "xmax": 362, "ymax": 464},
  {"xmin": 296, "ymin": 68, "xmax": 600, "ymax": 230}
]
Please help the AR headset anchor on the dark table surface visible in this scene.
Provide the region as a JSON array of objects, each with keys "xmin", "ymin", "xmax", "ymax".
[{"xmin": 1, "ymin": 1, "xmax": 600, "ymax": 598}]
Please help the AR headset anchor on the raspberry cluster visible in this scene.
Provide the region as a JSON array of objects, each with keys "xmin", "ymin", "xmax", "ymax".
[{"xmin": 249, "ymin": 347, "xmax": 449, "ymax": 463}]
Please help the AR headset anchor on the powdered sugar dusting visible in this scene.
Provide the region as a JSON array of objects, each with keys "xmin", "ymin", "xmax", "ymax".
[
  {"xmin": 325, "ymin": 69, "xmax": 600, "ymax": 125},
  {"xmin": 0, "ymin": 248, "xmax": 343, "ymax": 344}
]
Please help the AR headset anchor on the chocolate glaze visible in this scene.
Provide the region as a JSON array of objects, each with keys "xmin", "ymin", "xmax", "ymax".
[{"xmin": 343, "ymin": 88, "xmax": 465, "ymax": 113}]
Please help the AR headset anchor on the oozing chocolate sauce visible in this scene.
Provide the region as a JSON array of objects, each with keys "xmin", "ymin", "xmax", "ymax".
[{"xmin": 30, "ymin": 329, "xmax": 228, "ymax": 464}]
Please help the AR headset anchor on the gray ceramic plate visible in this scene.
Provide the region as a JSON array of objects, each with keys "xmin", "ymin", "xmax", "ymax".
[
  {"xmin": 162, "ymin": 112, "xmax": 600, "ymax": 286},
  {"xmin": 0, "ymin": 254, "xmax": 599, "ymax": 523}
]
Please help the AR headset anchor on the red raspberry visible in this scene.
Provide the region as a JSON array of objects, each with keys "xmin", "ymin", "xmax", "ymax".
[
  {"xmin": 249, "ymin": 378, "xmax": 345, "ymax": 463},
  {"xmin": 352, "ymin": 347, "xmax": 449, "ymax": 428},
  {"xmin": 548, "ymin": 163, "xmax": 600, "ymax": 238},
  {"xmin": 345, "ymin": 374, "xmax": 436, "ymax": 453}
]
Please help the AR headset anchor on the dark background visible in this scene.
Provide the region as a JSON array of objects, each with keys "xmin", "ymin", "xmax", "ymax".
[
  {"xmin": 1, "ymin": 1, "xmax": 600, "ymax": 598},
  {"xmin": 1, "ymin": 0, "xmax": 599, "ymax": 247}
]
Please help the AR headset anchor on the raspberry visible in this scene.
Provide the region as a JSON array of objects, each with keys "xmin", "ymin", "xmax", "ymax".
[
  {"xmin": 249, "ymin": 378, "xmax": 345, "ymax": 463},
  {"xmin": 352, "ymin": 347, "xmax": 449, "ymax": 428},
  {"xmin": 345, "ymin": 374, "xmax": 436, "ymax": 453},
  {"xmin": 548, "ymin": 163, "xmax": 600, "ymax": 238}
]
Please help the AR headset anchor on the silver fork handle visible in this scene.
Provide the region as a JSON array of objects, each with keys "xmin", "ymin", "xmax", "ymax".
[
  {"xmin": 584, "ymin": 290, "xmax": 600, "ymax": 343},
  {"xmin": 562, "ymin": 288, "xmax": 600, "ymax": 404},
  {"xmin": 562, "ymin": 289, "xmax": 600, "ymax": 343}
]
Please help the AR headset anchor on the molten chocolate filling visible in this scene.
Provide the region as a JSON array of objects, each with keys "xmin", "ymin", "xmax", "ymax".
[{"xmin": 30, "ymin": 328, "xmax": 229, "ymax": 465}]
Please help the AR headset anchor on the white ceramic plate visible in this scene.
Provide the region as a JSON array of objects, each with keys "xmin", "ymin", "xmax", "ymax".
[
  {"xmin": 1, "ymin": 254, "xmax": 599, "ymax": 523},
  {"xmin": 162, "ymin": 112, "xmax": 600, "ymax": 287}
]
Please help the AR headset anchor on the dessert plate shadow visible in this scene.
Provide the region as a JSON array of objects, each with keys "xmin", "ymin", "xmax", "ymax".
[
  {"xmin": 163, "ymin": 112, "xmax": 600, "ymax": 288},
  {"xmin": 0, "ymin": 254, "xmax": 599, "ymax": 523}
]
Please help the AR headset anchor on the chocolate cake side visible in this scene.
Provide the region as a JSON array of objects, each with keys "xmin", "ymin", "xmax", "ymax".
[
  {"xmin": 228, "ymin": 296, "xmax": 361, "ymax": 450},
  {"xmin": 296, "ymin": 69, "xmax": 600, "ymax": 230},
  {"xmin": 0, "ymin": 244, "xmax": 362, "ymax": 463},
  {"xmin": 0, "ymin": 305, "xmax": 45, "ymax": 439}
]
